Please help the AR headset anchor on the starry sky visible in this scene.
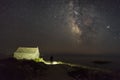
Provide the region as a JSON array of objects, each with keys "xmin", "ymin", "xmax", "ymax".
[{"xmin": 0, "ymin": 0, "xmax": 120, "ymax": 57}]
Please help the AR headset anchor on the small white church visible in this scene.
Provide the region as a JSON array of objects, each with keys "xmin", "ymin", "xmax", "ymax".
[
  {"xmin": 13, "ymin": 47, "xmax": 63, "ymax": 65},
  {"xmin": 13, "ymin": 47, "xmax": 40, "ymax": 60}
]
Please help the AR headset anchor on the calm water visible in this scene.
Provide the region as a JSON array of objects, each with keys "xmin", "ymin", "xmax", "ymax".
[{"xmin": 43, "ymin": 54, "xmax": 120, "ymax": 71}]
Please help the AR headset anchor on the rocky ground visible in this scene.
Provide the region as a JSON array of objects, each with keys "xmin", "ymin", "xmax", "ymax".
[{"xmin": 0, "ymin": 58, "xmax": 120, "ymax": 80}]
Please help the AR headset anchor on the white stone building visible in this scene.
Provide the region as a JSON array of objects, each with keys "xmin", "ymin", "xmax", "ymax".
[{"xmin": 14, "ymin": 47, "xmax": 40, "ymax": 60}]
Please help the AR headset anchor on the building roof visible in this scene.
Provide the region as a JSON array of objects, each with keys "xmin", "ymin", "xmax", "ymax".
[{"xmin": 15, "ymin": 47, "xmax": 39, "ymax": 53}]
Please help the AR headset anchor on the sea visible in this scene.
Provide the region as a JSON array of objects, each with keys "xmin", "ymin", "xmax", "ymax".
[{"xmin": 43, "ymin": 54, "xmax": 120, "ymax": 71}]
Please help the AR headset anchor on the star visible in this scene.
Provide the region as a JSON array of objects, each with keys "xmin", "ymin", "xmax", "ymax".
[
  {"xmin": 54, "ymin": 15, "xmax": 57, "ymax": 18},
  {"xmin": 74, "ymin": 11, "xmax": 79, "ymax": 15},
  {"xmin": 106, "ymin": 25, "xmax": 110, "ymax": 29}
]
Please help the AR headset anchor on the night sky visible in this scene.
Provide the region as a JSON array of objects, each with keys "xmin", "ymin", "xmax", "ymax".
[{"xmin": 0, "ymin": 0, "xmax": 120, "ymax": 57}]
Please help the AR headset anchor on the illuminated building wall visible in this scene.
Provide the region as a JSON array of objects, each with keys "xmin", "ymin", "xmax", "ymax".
[{"xmin": 14, "ymin": 47, "xmax": 40, "ymax": 60}]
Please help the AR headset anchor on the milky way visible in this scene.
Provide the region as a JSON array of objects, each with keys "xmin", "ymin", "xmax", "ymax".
[{"xmin": 65, "ymin": 0, "xmax": 108, "ymax": 47}]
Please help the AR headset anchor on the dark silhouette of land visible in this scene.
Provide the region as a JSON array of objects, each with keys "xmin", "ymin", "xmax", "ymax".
[{"xmin": 0, "ymin": 58, "xmax": 119, "ymax": 80}]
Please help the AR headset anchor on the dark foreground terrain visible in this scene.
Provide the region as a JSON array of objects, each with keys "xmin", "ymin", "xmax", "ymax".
[{"xmin": 0, "ymin": 58, "xmax": 120, "ymax": 80}]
